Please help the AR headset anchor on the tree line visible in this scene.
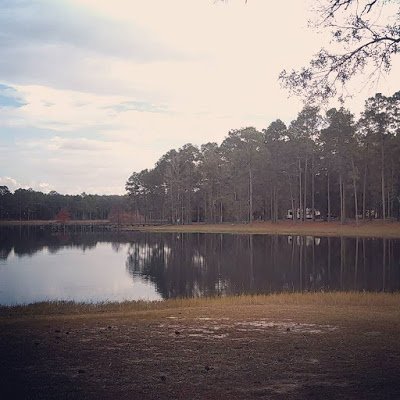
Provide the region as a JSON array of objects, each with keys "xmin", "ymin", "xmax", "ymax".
[
  {"xmin": 1, "ymin": 91, "xmax": 398, "ymax": 224},
  {"xmin": 0, "ymin": 188, "xmax": 127, "ymax": 221},
  {"xmin": 126, "ymin": 92, "xmax": 400, "ymax": 224}
]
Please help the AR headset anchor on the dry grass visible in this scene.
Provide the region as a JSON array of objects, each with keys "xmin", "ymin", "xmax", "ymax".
[
  {"xmin": 134, "ymin": 220, "xmax": 400, "ymax": 238},
  {"xmin": 1, "ymin": 292, "xmax": 399, "ymax": 320}
]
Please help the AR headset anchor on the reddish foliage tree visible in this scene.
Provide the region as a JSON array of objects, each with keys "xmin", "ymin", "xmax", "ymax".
[
  {"xmin": 55, "ymin": 208, "xmax": 71, "ymax": 223},
  {"xmin": 108, "ymin": 207, "xmax": 144, "ymax": 224}
]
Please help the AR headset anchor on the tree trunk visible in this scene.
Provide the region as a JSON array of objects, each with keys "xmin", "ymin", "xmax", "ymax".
[
  {"xmin": 299, "ymin": 159, "xmax": 302, "ymax": 222},
  {"xmin": 289, "ymin": 176, "xmax": 296, "ymax": 223},
  {"xmin": 362, "ymin": 162, "xmax": 367, "ymax": 220},
  {"xmin": 387, "ymin": 189, "xmax": 390, "ymax": 220},
  {"xmin": 343, "ymin": 175, "xmax": 346, "ymax": 223},
  {"xmin": 340, "ymin": 173, "xmax": 345, "ymax": 224},
  {"xmin": 327, "ymin": 171, "xmax": 331, "ymax": 222},
  {"xmin": 170, "ymin": 187, "xmax": 175, "ymax": 224},
  {"xmin": 312, "ymin": 154, "xmax": 315, "ymax": 221},
  {"xmin": 263, "ymin": 197, "xmax": 266, "ymax": 221},
  {"xmin": 188, "ymin": 188, "xmax": 191, "ymax": 224},
  {"xmin": 390, "ymin": 159, "xmax": 394, "ymax": 219},
  {"xmin": 351, "ymin": 157, "xmax": 358, "ymax": 225},
  {"xmin": 381, "ymin": 134, "xmax": 386, "ymax": 220},
  {"xmin": 249, "ymin": 168, "xmax": 253, "ymax": 223},
  {"xmin": 303, "ymin": 157, "xmax": 308, "ymax": 222},
  {"xmin": 270, "ymin": 188, "xmax": 273, "ymax": 222},
  {"xmin": 181, "ymin": 194, "xmax": 184, "ymax": 225}
]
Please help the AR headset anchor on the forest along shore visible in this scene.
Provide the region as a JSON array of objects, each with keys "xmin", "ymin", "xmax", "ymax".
[
  {"xmin": 1, "ymin": 293, "xmax": 400, "ymax": 399},
  {"xmin": 0, "ymin": 219, "xmax": 109, "ymax": 226},
  {"xmin": 1, "ymin": 219, "xmax": 400, "ymax": 238}
]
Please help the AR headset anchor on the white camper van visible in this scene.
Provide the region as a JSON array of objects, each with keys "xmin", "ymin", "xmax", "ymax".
[{"xmin": 286, "ymin": 208, "xmax": 321, "ymax": 220}]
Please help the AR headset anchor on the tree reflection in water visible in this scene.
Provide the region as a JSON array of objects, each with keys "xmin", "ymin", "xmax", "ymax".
[
  {"xmin": 124, "ymin": 233, "xmax": 400, "ymax": 299},
  {"xmin": 1, "ymin": 226, "xmax": 399, "ymax": 300}
]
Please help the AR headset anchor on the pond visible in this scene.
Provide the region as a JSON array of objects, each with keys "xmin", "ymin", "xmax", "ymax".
[{"xmin": 0, "ymin": 226, "xmax": 399, "ymax": 305}]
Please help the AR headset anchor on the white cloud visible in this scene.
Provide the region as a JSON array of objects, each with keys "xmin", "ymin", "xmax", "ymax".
[
  {"xmin": 0, "ymin": 176, "xmax": 53, "ymax": 193},
  {"xmin": 1, "ymin": 0, "xmax": 399, "ymax": 194},
  {"xmin": 0, "ymin": 177, "xmax": 19, "ymax": 191},
  {"xmin": 47, "ymin": 136, "xmax": 109, "ymax": 152}
]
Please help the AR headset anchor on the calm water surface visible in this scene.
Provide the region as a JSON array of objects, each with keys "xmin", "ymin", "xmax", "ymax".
[{"xmin": 0, "ymin": 226, "xmax": 399, "ymax": 305}]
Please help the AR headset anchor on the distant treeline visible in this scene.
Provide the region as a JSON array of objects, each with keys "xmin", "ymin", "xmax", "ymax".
[
  {"xmin": 126, "ymin": 92, "xmax": 400, "ymax": 224},
  {"xmin": 0, "ymin": 188, "xmax": 127, "ymax": 221},
  {"xmin": 2, "ymin": 92, "xmax": 399, "ymax": 224}
]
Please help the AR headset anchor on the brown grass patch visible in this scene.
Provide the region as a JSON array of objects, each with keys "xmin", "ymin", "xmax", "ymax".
[
  {"xmin": 134, "ymin": 220, "xmax": 400, "ymax": 238},
  {"xmin": 1, "ymin": 292, "xmax": 399, "ymax": 320}
]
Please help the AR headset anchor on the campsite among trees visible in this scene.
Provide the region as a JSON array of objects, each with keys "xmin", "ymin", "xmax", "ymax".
[
  {"xmin": 127, "ymin": 0, "xmax": 398, "ymax": 227},
  {"xmin": 125, "ymin": 92, "xmax": 400, "ymax": 224}
]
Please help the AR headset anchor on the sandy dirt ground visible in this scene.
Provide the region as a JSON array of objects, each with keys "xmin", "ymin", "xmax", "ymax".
[{"xmin": 1, "ymin": 300, "xmax": 400, "ymax": 399}]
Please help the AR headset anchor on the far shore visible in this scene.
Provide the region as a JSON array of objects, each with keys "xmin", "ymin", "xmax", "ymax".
[
  {"xmin": 0, "ymin": 219, "xmax": 109, "ymax": 226},
  {"xmin": 1, "ymin": 219, "xmax": 400, "ymax": 238},
  {"xmin": 134, "ymin": 220, "xmax": 400, "ymax": 239}
]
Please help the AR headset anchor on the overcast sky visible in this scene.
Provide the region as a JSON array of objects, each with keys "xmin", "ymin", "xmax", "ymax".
[{"xmin": 1, "ymin": 0, "xmax": 399, "ymax": 194}]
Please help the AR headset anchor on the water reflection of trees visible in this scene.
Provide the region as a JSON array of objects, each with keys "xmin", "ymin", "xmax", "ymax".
[
  {"xmin": 125, "ymin": 233, "xmax": 400, "ymax": 299},
  {"xmin": 125, "ymin": 234, "xmax": 217, "ymax": 299},
  {"xmin": 0, "ymin": 226, "xmax": 128, "ymax": 259},
  {"xmin": 1, "ymin": 227, "xmax": 399, "ymax": 298}
]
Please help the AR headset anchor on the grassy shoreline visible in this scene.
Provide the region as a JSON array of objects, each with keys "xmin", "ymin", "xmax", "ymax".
[
  {"xmin": 2, "ymin": 292, "xmax": 399, "ymax": 319},
  {"xmin": 2, "ymin": 219, "xmax": 400, "ymax": 238},
  {"xmin": 134, "ymin": 220, "xmax": 400, "ymax": 238}
]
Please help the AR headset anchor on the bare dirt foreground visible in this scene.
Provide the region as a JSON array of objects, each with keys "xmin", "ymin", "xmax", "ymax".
[{"xmin": 1, "ymin": 294, "xmax": 400, "ymax": 400}]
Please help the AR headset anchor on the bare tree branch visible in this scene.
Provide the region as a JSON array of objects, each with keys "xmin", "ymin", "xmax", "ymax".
[{"xmin": 280, "ymin": 0, "xmax": 400, "ymax": 103}]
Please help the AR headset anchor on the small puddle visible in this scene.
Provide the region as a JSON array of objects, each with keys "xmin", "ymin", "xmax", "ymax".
[
  {"xmin": 235, "ymin": 320, "xmax": 337, "ymax": 334},
  {"xmin": 156, "ymin": 318, "xmax": 338, "ymax": 341}
]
